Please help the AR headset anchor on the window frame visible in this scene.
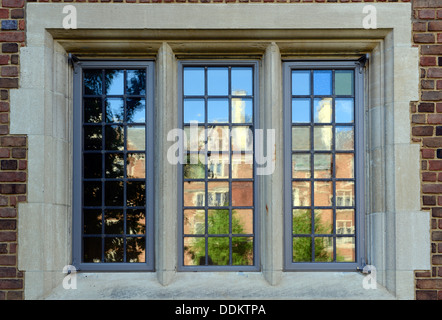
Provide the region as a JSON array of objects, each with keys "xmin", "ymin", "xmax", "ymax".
[
  {"xmin": 283, "ymin": 60, "xmax": 365, "ymax": 271},
  {"xmin": 72, "ymin": 60, "xmax": 155, "ymax": 271},
  {"xmin": 177, "ymin": 60, "xmax": 260, "ymax": 272}
]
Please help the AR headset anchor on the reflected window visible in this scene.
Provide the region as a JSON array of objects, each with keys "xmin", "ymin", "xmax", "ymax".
[
  {"xmin": 75, "ymin": 61, "xmax": 154, "ymax": 270},
  {"xmin": 285, "ymin": 62, "xmax": 362, "ymax": 269},
  {"xmin": 180, "ymin": 62, "xmax": 257, "ymax": 270}
]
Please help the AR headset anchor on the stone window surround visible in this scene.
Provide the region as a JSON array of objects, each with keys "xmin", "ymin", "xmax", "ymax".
[{"xmin": 11, "ymin": 3, "xmax": 429, "ymax": 300}]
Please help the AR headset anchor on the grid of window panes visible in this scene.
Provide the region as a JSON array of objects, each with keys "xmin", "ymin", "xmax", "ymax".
[
  {"xmin": 291, "ymin": 69, "xmax": 356, "ymax": 263},
  {"xmin": 81, "ymin": 68, "xmax": 148, "ymax": 263},
  {"xmin": 182, "ymin": 65, "xmax": 255, "ymax": 267}
]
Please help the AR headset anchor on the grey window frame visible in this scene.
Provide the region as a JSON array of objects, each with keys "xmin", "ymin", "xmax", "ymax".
[
  {"xmin": 72, "ymin": 60, "xmax": 155, "ymax": 271},
  {"xmin": 283, "ymin": 60, "xmax": 365, "ymax": 271},
  {"xmin": 177, "ymin": 60, "xmax": 260, "ymax": 272}
]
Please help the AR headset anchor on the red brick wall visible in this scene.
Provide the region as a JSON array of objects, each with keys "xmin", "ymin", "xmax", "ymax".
[
  {"xmin": 411, "ymin": 0, "xmax": 442, "ymax": 301},
  {"xmin": 0, "ymin": 0, "xmax": 439, "ymax": 300}
]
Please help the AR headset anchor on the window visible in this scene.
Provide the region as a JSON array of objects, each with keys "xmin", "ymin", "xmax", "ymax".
[
  {"xmin": 73, "ymin": 61, "xmax": 155, "ymax": 271},
  {"xmin": 178, "ymin": 62, "xmax": 259, "ymax": 270},
  {"xmin": 283, "ymin": 61, "xmax": 364, "ymax": 271}
]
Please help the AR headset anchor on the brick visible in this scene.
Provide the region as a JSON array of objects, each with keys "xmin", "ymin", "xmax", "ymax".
[
  {"xmin": 429, "ymin": 21, "xmax": 442, "ymax": 31},
  {"xmin": 435, "ymin": 148, "xmax": 441, "ymax": 158},
  {"xmin": 422, "ymin": 148, "xmax": 434, "ymax": 159},
  {"xmin": 0, "ymin": 184, "xmax": 25, "ymax": 194},
  {"xmin": 423, "ymin": 172, "xmax": 437, "ymax": 182},
  {"xmin": 428, "ymin": 68, "xmax": 442, "ymax": 78},
  {"xmin": 416, "ymin": 279, "xmax": 442, "ymax": 290},
  {"xmin": 10, "ymin": 9, "xmax": 23, "ymax": 19},
  {"xmin": 436, "ymin": 126, "xmax": 442, "ymax": 135},
  {"xmin": 412, "ymin": 114, "xmax": 426, "ymax": 124},
  {"xmin": 0, "ymin": 102, "xmax": 8, "ymax": 112},
  {"xmin": 0, "ymin": 32, "xmax": 24, "ymax": 43},
  {"xmin": 412, "ymin": 0, "xmax": 442, "ymax": 6},
  {"xmin": 1, "ymin": 20, "xmax": 17, "ymax": 31},
  {"xmin": 437, "ymin": 80, "xmax": 442, "ymax": 90},
  {"xmin": 437, "ymin": 103, "xmax": 442, "ymax": 112},
  {"xmin": 432, "ymin": 231, "xmax": 442, "ymax": 241},
  {"xmin": 415, "ymin": 34, "xmax": 435, "ymax": 44},
  {"xmin": 0, "ymin": 209, "xmax": 15, "ymax": 219},
  {"xmin": 429, "ymin": 160, "xmax": 442, "ymax": 170},
  {"xmin": 0, "ymin": 56, "xmax": 9, "ymax": 65},
  {"xmin": 413, "ymin": 22, "xmax": 427, "ymax": 32},
  {"xmin": 0, "ymin": 279, "xmax": 22, "ymax": 289},
  {"xmin": 0, "ymin": 136, "xmax": 25, "ymax": 147},
  {"xmin": 11, "ymin": 148, "xmax": 25, "ymax": 159},
  {"xmin": 423, "ymin": 137, "xmax": 442, "ymax": 147},
  {"xmin": 10, "ymin": 55, "xmax": 18, "ymax": 65},
  {"xmin": 0, "ymin": 220, "xmax": 16, "ymax": 230},
  {"xmin": 416, "ymin": 270, "xmax": 432, "ymax": 278},
  {"xmin": 418, "ymin": 102, "xmax": 434, "ymax": 112},
  {"xmin": 422, "ymin": 80, "xmax": 435, "ymax": 89},
  {"xmin": 1, "ymin": 0, "xmax": 24, "ymax": 7},
  {"xmin": 0, "ymin": 244, "xmax": 6, "ymax": 254},
  {"xmin": 432, "ymin": 255, "xmax": 442, "ymax": 265},
  {"xmin": 413, "ymin": 126, "xmax": 433, "ymax": 136},
  {"xmin": 0, "ymin": 254, "xmax": 15, "ymax": 264},
  {"xmin": 422, "ymin": 183, "xmax": 442, "ymax": 193},
  {"xmin": 0, "ymin": 196, "xmax": 8, "ymax": 206},
  {"xmin": 1, "ymin": 43, "xmax": 17, "ymax": 53},
  {"xmin": 0, "ymin": 267, "xmax": 16, "ymax": 278},
  {"xmin": 423, "ymin": 195, "xmax": 436, "ymax": 205},
  {"xmin": 416, "ymin": 290, "xmax": 437, "ymax": 300},
  {"xmin": 0, "ymin": 9, "xmax": 8, "ymax": 19},
  {"xmin": 17, "ymin": 160, "xmax": 26, "ymax": 170},
  {"xmin": 0, "ymin": 160, "xmax": 16, "ymax": 170},
  {"xmin": 422, "ymin": 44, "xmax": 442, "ymax": 55},
  {"xmin": 428, "ymin": 114, "xmax": 442, "ymax": 124},
  {"xmin": 0, "ymin": 78, "xmax": 18, "ymax": 89},
  {"xmin": 0, "ymin": 172, "xmax": 26, "ymax": 182},
  {"xmin": 418, "ymin": 9, "xmax": 436, "ymax": 19},
  {"xmin": 6, "ymin": 291, "xmax": 22, "ymax": 300},
  {"xmin": 422, "ymin": 91, "xmax": 442, "ymax": 101},
  {"xmin": 1, "ymin": 66, "xmax": 17, "ymax": 77}
]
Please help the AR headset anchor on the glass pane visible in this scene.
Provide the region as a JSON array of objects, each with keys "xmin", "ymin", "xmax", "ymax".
[
  {"xmin": 314, "ymin": 209, "xmax": 333, "ymax": 234},
  {"xmin": 336, "ymin": 153, "xmax": 354, "ymax": 179},
  {"xmin": 105, "ymin": 70, "xmax": 124, "ymax": 95},
  {"xmin": 314, "ymin": 181, "xmax": 333, "ymax": 207},
  {"xmin": 126, "ymin": 98, "xmax": 146, "ymax": 123},
  {"xmin": 231, "ymin": 181, "xmax": 253, "ymax": 207},
  {"xmin": 184, "ymin": 125, "xmax": 205, "ymax": 152},
  {"xmin": 184, "ymin": 209, "xmax": 205, "ymax": 235},
  {"xmin": 105, "ymin": 98, "xmax": 124, "ymax": 123},
  {"xmin": 292, "ymin": 126, "xmax": 310, "ymax": 151},
  {"xmin": 232, "ymin": 153, "xmax": 253, "ymax": 179},
  {"xmin": 105, "ymin": 181, "xmax": 124, "ymax": 206},
  {"xmin": 104, "ymin": 125, "xmax": 124, "ymax": 151},
  {"xmin": 292, "ymin": 181, "xmax": 311, "ymax": 207},
  {"xmin": 292, "ymin": 98, "xmax": 310, "ymax": 123},
  {"xmin": 126, "ymin": 69, "xmax": 146, "ymax": 96},
  {"xmin": 336, "ymin": 181, "xmax": 355, "ymax": 207},
  {"xmin": 232, "ymin": 209, "xmax": 253, "ymax": 234},
  {"xmin": 84, "ymin": 126, "xmax": 102, "ymax": 150},
  {"xmin": 184, "ymin": 160, "xmax": 206, "ymax": 179},
  {"xmin": 335, "ymin": 70, "xmax": 354, "ymax": 96},
  {"xmin": 314, "ymin": 237, "xmax": 333, "ymax": 262},
  {"xmin": 84, "ymin": 69, "xmax": 102, "ymax": 95},
  {"xmin": 184, "ymin": 68, "xmax": 205, "ymax": 96},
  {"xmin": 208, "ymin": 237, "xmax": 230, "ymax": 265},
  {"xmin": 314, "ymin": 126, "xmax": 332, "ymax": 151},
  {"xmin": 83, "ymin": 209, "xmax": 102, "ymax": 234},
  {"xmin": 127, "ymin": 126, "xmax": 145, "ymax": 151},
  {"xmin": 293, "ymin": 237, "xmax": 311, "ymax": 262},
  {"xmin": 126, "ymin": 181, "xmax": 146, "ymax": 207},
  {"xmin": 126, "ymin": 209, "xmax": 146, "ymax": 235},
  {"xmin": 232, "ymin": 237, "xmax": 253, "ymax": 265},
  {"xmin": 207, "ymin": 67, "xmax": 228, "ymax": 96},
  {"xmin": 336, "ymin": 237, "xmax": 355, "ymax": 262},
  {"xmin": 104, "ymin": 237, "xmax": 124, "ymax": 262},
  {"xmin": 336, "ymin": 209, "xmax": 355, "ymax": 235},
  {"xmin": 313, "ymin": 70, "xmax": 332, "ymax": 95},
  {"xmin": 208, "ymin": 209, "xmax": 229, "ymax": 234},
  {"xmin": 335, "ymin": 98, "xmax": 354, "ymax": 123},
  {"xmin": 208, "ymin": 125, "xmax": 229, "ymax": 152},
  {"xmin": 292, "ymin": 209, "xmax": 311, "ymax": 234},
  {"xmin": 184, "ymin": 181, "xmax": 205, "ymax": 207},
  {"xmin": 292, "ymin": 154, "xmax": 310, "ymax": 179},
  {"xmin": 105, "ymin": 153, "xmax": 124, "ymax": 178},
  {"xmin": 231, "ymin": 126, "xmax": 253, "ymax": 152},
  {"xmin": 83, "ymin": 181, "xmax": 102, "ymax": 206},
  {"xmin": 126, "ymin": 153, "xmax": 145, "ymax": 179},
  {"xmin": 292, "ymin": 70, "xmax": 310, "ymax": 96},
  {"xmin": 184, "ymin": 237, "xmax": 205, "ymax": 266},
  {"xmin": 84, "ymin": 98, "xmax": 102, "ymax": 123},
  {"xmin": 232, "ymin": 98, "xmax": 253, "ymax": 124},
  {"xmin": 314, "ymin": 153, "xmax": 332, "ymax": 179},
  {"xmin": 126, "ymin": 237, "xmax": 146, "ymax": 263},
  {"xmin": 208, "ymin": 181, "xmax": 229, "ymax": 207},
  {"xmin": 208, "ymin": 99, "xmax": 229, "ymax": 123},
  {"xmin": 336, "ymin": 126, "xmax": 354, "ymax": 150},
  {"xmin": 184, "ymin": 99, "xmax": 205, "ymax": 124},
  {"xmin": 207, "ymin": 153, "xmax": 229, "ymax": 179},
  {"xmin": 314, "ymin": 98, "xmax": 332, "ymax": 123},
  {"xmin": 84, "ymin": 153, "xmax": 102, "ymax": 179},
  {"xmin": 83, "ymin": 237, "xmax": 102, "ymax": 263},
  {"xmin": 104, "ymin": 210, "xmax": 124, "ymax": 234},
  {"xmin": 231, "ymin": 67, "xmax": 253, "ymax": 96}
]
